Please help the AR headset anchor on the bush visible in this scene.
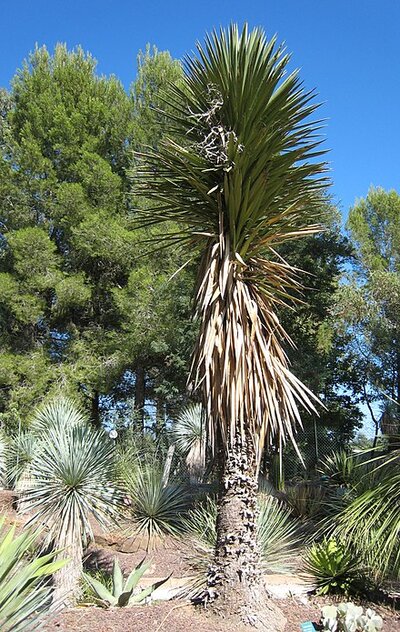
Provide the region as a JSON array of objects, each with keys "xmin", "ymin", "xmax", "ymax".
[
  {"xmin": 125, "ymin": 462, "xmax": 189, "ymax": 546},
  {"xmin": 286, "ymin": 482, "xmax": 327, "ymax": 520},
  {"xmin": 317, "ymin": 449, "xmax": 364, "ymax": 489},
  {"xmin": 333, "ymin": 448, "xmax": 400, "ymax": 583}
]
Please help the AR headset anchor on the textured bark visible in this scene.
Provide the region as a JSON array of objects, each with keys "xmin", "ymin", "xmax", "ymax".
[
  {"xmin": 161, "ymin": 444, "xmax": 175, "ymax": 488},
  {"xmin": 134, "ymin": 365, "xmax": 146, "ymax": 432},
  {"xmin": 207, "ymin": 433, "xmax": 286, "ymax": 630},
  {"xmin": 53, "ymin": 531, "xmax": 83, "ymax": 606},
  {"xmin": 90, "ymin": 390, "xmax": 101, "ymax": 428}
]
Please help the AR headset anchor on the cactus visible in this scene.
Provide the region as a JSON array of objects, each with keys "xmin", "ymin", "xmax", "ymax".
[{"xmin": 321, "ymin": 603, "xmax": 383, "ymax": 632}]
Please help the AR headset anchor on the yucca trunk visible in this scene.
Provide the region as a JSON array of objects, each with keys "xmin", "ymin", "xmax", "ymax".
[
  {"xmin": 53, "ymin": 530, "xmax": 83, "ymax": 605},
  {"xmin": 191, "ymin": 243, "xmax": 304, "ymax": 628},
  {"xmin": 207, "ymin": 433, "xmax": 285, "ymax": 629}
]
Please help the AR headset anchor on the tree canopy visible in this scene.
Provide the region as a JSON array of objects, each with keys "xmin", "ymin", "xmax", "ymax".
[
  {"xmin": 335, "ymin": 187, "xmax": 400, "ymax": 441},
  {"xmin": 0, "ymin": 38, "xmax": 369, "ymax": 451}
]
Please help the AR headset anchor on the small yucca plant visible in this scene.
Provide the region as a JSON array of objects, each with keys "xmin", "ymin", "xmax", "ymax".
[
  {"xmin": 172, "ymin": 404, "xmax": 204, "ymax": 456},
  {"xmin": 125, "ymin": 462, "xmax": 189, "ymax": 547},
  {"xmin": 21, "ymin": 399, "xmax": 123, "ymax": 602},
  {"xmin": 172, "ymin": 404, "xmax": 206, "ymax": 482},
  {"xmin": 317, "ymin": 449, "xmax": 362, "ymax": 489},
  {"xmin": 83, "ymin": 557, "xmax": 170, "ymax": 607},
  {"xmin": 286, "ymin": 483, "xmax": 327, "ymax": 520},
  {"xmin": 6, "ymin": 432, "xmax": 39, "ymax": 491}
]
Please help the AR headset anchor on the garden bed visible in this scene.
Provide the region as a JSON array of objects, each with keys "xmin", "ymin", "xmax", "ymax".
[
  {"xmin": 43, "ymin": 597, "xmax": 400, "ymax": 632},
  {"xmin": 2, "ymin": 489, "xmax": 399, "ymax": 632}
]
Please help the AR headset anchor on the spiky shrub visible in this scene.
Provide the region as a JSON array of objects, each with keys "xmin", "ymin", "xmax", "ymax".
[
  {"xmin": 317, "ymin": 450, "xmax": 362, "ymax": 489},
  {"xmin": 5, "ymin": 399, "xmax": 86, "ymax": 491},
  {"xmin": 21, "ymin": 399, "xmax": 122, "ymax": 602},
  {"xmin": 6, "ymin": 432, "xmax": 39, "ymax": 491},
  {"xmin": 0, "ymin": 516, "xmax": 67, "ymax": 631},
  {"xmin": 172, "ymin": 404, "xmax": 206, "ymax": 481},
  {"xmin": 304, "ymin": 537, "xmax": 365, "ymax": 596},
  {"xmin": 258, "ymin": 496, "xmax": 303, "ymax": 571},
  {"xmin": 134, "ymin": 22, "xmax": 327, "ymax": 617},
  {"xmin": 125, "ymin": 462, "xmax": 189, "ymax": 546},
  {"xmin": 333, "ymin": 448, "xmax": 400, "ymax": 583},
  {"xmin": 83, "ymin": 557, "xmax": 169, "ymax": 607},
  {"xmin": 286, "ymin": 482, "xmax": 327, "ymax": 520},
  {"xmin": 172, "ymin": 404, "xmax": 204, "ymax": 455}
]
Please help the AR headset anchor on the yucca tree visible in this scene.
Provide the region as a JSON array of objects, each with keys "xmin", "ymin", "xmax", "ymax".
[
  {"xmin": 134, "ymin": 24, "xmax": 327, "ymax": 626},
  {"xmin": 172, "ymin": 403, "xmax": 206, "ymax": 481},
  {"xmin": 21, "ymin": 399, "xmax": 122, "ymax": 603}
]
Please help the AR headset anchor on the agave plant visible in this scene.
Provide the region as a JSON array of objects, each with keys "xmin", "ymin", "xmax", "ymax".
[
  {"xmin": 0, "ymin": 516, "xmax": 67, "ymax": 631},
  {"xmin": 134, "ymin": 22, "xmax": 327, "ymax": 620},
  {"xmin": 125, "ymin": 461, "xmax": 189, "ymax": 547},
  {"xmin": 83, "ymin": 557, "xmax": 169, "ymax": 607},
  {"xmin": 20, "ymin": 399, "xmax": 122, "ymax": 602},
  {"xmin": 304, "ymin": 537, "xmax": 365, "ymax": 597}
]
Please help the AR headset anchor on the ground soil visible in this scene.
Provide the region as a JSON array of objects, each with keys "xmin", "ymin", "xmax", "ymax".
[
  {"xmin": 1, "ymin": 490, "xmax": 399, "ymax": 632},
  {"xmin": 43, "ymin": 597, "xmax": 400, "ymax": 632}
]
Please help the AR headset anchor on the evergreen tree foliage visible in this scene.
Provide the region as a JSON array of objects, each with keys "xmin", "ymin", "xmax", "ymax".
[
  {"xmin": 0, "ymin": 44, "xmax": 189, "ymax": 430},
  {"xmin": 335, "ymin": 187, "xmax": 400, "ymax": 441}
]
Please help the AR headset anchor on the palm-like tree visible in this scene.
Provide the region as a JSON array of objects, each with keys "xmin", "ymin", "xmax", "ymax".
[
  {"xmin": 21, "ymin": 399, "xmax": 122, "ymax": 603},
  {"xmin": 135, "ymin": 24, "xmax": 327, "ymax": 626}
]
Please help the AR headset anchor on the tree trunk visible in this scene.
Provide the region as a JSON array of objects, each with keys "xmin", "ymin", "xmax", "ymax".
[
  {"xmin": 207, "ymin": 433, "xmax": 286, "ymax": 630},
  {"xmin": 161, "ymin": 444, "xmax": 176, "ymax": 488},
  {"xmin": 53, "ymin": 530, "xmax": 83, "ymax": 606},
  {"xmin": 90, "ymin": 390, "xmax": 101, "ymax": 428},
  {"xmin": 134, "ymin": 366, "xmax": 146, "ymax": 432}
]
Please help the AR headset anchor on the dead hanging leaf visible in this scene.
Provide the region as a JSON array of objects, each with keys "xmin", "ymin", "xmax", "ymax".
[{"xmin": 189, "ymin": 236, "xmax": 320, "ymax": 466}]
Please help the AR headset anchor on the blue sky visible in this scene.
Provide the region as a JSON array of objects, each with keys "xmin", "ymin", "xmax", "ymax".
[{"xmin": 1, "ymin": 1, "xmax": 399, "ymax": 223}]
